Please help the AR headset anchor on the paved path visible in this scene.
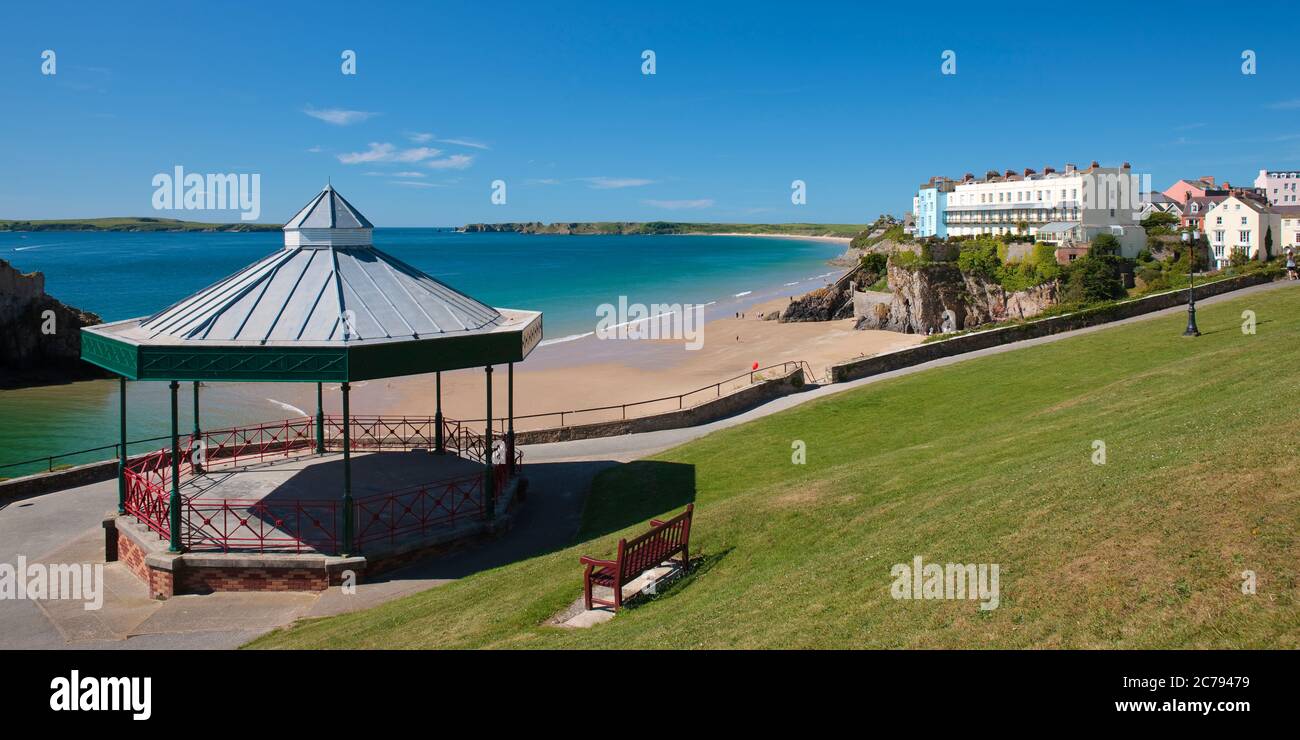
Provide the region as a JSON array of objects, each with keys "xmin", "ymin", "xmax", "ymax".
[{"xmin": 1, "ymin": 278, "xmax": 1292, "ymax": 649}]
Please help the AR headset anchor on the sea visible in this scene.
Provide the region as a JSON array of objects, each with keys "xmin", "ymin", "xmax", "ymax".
[{"xmin": 0, "ymin": 229, "xmax": 845, "ymax": 476}]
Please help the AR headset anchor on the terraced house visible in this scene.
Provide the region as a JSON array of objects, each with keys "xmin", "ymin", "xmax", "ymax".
[
  {"xmin": 1203, "ymin": 193, "xmax": 1280, "ymax": 269},
  {"xmin": 1255, "ymin": 168, "xmax": 1300, "ymax": 207},
  {"xmin": 940, "ymin": 161, "xmax": 1147, "ymax": 256}
]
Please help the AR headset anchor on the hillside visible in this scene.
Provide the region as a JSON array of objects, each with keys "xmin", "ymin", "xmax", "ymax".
[
  {"xmin": 460, "ymin": 221, "xmax": 865, "ymax": 237},
  {"xmin": 0, "ymin": 217, "xmax": 280, "ymax": 232},
  {"xmin": 248, "ymin": 283, "xmax": 1300, "ymax": 649}
]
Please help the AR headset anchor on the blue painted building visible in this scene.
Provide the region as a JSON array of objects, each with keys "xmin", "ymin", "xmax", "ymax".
[{"xmin": 911, "ymin": 178, "xmax": 954, "ymax": 238}]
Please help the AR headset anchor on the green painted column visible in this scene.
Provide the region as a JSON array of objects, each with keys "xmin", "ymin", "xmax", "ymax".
[
  {"xmin": 434, "ymin": 371, "xmax": 444, "ymax": 455},
  {"xmin": 117, "ymin": 377, "xmax": 127, "ymax": 515},
  {"xmin": 506, "ymin": 363, "xmax": 515, "ymax": 476},
  {"xmin": 167, "ymin": 381, "xmax": 183, "ymax": 553},
  {"xmin": 315, "ymin": 382, "xmax": 325, "ymax": 454},
  {"xmin": 191, "ymin": 381, "xmax": 201, "ymax": 439},
  {"xmin": 341, "ymin": 382, "xmax": 354, "ymax": 555},
  {"xmin": 484, "ymin": 365, "xmax": 495, "ymax": 520}
]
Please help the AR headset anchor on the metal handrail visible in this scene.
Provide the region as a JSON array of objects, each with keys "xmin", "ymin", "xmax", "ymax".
[{"xmin": 1, "ymin": 360, "xmax": 821, "ymax": 475}]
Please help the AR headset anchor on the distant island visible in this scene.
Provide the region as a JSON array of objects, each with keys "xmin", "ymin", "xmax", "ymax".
[
  {"xmin": 459, "ymin": 221, "xmax": 867, "ymax": 237},
  {"xmin": 0, "ymin": 217, "xmax": 280, "ymax": 233}
]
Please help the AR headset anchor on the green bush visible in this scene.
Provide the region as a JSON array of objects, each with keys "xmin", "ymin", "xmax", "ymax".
[
  {"xmin": 860, "ymin": 252, "xmax": 887, "ymax": 274},
  {"xmin": 957, "ymin": 239, "xmax": 1001, "ymax": 277},
  {"xmin": 1064, "ymin": 254, "xmax": 1127, "ymax": 303}
]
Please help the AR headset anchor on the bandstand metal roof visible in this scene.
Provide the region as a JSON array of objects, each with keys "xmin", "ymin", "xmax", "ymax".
[{"xmin": 81, "ymin": 186, "xmax": 542, "ymax": 382}]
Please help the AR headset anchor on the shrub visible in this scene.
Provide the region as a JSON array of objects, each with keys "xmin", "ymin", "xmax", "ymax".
[
  {"xmin": 1091, "ymin": 233, "xmax": 1121, "ymax": 257},
  {"xmin": 860, "ymin": 252, "xmax": 887, "ymax": 274},
  {"xmin": 957, "ymin": 239, "xmax": 1001, "ymax": 277},
  {"xmin": 1064, "ymin": 254, "xmax": 1127, "ymax": 303}
]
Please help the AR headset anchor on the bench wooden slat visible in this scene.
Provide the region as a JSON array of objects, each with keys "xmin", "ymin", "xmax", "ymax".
[{"xmin": 579, "ymin": 504, "xmax": 693, "ymax": 612}]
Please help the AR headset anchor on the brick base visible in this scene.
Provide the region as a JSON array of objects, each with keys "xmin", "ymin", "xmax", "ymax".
[{"xmin": 177, "ymin": 567, "xmax": 328, "ymax": 594}]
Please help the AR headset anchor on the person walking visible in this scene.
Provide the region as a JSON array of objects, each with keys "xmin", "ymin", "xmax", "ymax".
[{"xmin": 1287, "ymin": 247, "xmax": 1297, "ymax": 281}]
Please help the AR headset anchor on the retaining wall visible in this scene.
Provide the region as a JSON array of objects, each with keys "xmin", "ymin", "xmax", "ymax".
[{"xmin": 829, "ymin": 273, "xmax": 1276, "ymax": 383}]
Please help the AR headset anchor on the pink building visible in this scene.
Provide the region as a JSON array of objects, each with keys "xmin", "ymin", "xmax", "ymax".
[
  {"xmin": 1255, "ymin": 169, "xmax": 1300, "ymax": 206},
  {"xmin": 1162, "ymin": 177, "xmax": 1226, "ymax": 203}
]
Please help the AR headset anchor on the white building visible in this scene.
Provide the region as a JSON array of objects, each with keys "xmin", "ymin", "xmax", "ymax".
[
  {"xmin": 1203, "ymin": 194, "xmax": 1280, "ymax": 269},
  {"xmin": 942, "ymin": 162, "xmax": 1147, "ymax": 257},
  {"xmin": 1254, "ymin": 168, "xmax": 1300, "ymax": 207}
]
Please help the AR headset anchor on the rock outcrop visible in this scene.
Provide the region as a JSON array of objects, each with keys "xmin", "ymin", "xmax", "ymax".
[
  {"xmin": 0, "ymin": 259, "xmax": 106, "ymax": 388},
  {"xmin": 854, "ymin": 262, "xmax": 1058, "ymax": 335},
  {"xmin": 780, "ymin": 264, "xmax": 882, "ymax": 323}
]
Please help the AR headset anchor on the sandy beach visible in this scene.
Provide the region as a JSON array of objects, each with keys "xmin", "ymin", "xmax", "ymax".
[{"xmin": 336, "ymin": 294, "xmax": 920, "ymax": 431}]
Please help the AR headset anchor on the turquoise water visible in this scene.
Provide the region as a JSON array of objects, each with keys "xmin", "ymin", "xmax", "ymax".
[{"xmin": 0, "ymin": 229, "xmax": 843, "ymax": 475}]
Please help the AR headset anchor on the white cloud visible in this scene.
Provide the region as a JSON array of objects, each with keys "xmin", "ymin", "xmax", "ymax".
[
  {"xmin": 527, "ymin": 178, "xmax": 562, "ymax": 185},
  {"xmin": 581, "ymin": 177, "xmax": 655, "ymax": 189},
  {"xmin": 406, "ymin": 132, "xmax": 435, "ymax": 143},
  {"xmin": 437, "ymin": 137, "xmax": 490, "ymax": 150},
  {"xmin": 365, "ymin": 171, "xmax": 426, "ymax": 178},
  {"xmin": 338, "ymin": 142, "xmax": 443, "ymax": 164},
  {"xmin": 643, "ymin": 198, "xmax": 715, "ymax": 209},
  {"xmin": 425, "ymin": 154, "xmax": 475, "ymax": 170},
  {"xmin": 390, "ymin": 180, "xmax": 443, "ymax": 188},
  {"xmin": 1266, "ymin": 99, "xmax": 1300, "ymax": 110},
  {"xmin": 303, "ymin": 106, "xmax": 379, "ymax": 126},
  {"xmin": 306, "ymin": 145, "xmax": 323, "ymax": 153}
]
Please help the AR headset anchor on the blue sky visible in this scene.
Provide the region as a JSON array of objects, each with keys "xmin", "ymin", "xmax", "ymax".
[{"xmin": 2, "ymin": 0, "xmax": 1298, "ymax": 226}]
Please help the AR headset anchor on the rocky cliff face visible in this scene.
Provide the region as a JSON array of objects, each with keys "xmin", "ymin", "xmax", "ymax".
[
  {"xmin": 854, "ymin": 263, "xmax": 1058, "ymax": 334},
  {"xmin": 780, "ymin": 264, "xmax": 880, "ymax": 323},
  {"xmin": 0, "ymin": 259, "xmax": 105, "ymax": 388}
]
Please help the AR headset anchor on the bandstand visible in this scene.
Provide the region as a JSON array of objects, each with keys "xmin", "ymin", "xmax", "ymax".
[{"xmin": 80, "ymin": 186, "xmax": 542, "ymax": 597}]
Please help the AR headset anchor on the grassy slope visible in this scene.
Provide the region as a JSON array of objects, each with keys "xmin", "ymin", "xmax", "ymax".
[
  {"xmin": 0, "ymin": 217, "xmax": 279, "ymax": 232},
  {"xmin": 249, "ymin": 285, "xmax": 1300, "ymax": 649}
]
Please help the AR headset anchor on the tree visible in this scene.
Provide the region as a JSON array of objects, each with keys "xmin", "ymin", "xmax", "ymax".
[
  {"xmin": 1090, "ymin": 233, "xmax": 1121, "ymax": 257},
  {"xmin": 1064, "ymin": 253, "xmax": 1126, "ymax": 303},
  {"xmin": 1140, "ymin": 211, "xmax": 1179, "ymax": 230},
  {"xmin": 1265, "ymin": 226, "xmax": 1274, "ymax": 260}
]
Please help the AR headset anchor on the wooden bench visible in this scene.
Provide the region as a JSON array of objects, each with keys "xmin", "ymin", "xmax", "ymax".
[{"xmin": 580, "ymin": 504, "xmax": 693, "ymax": 612}]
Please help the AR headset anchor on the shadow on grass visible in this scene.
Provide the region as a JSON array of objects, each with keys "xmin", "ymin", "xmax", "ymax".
[
  {"xmin": 577, "ymin": 459, "xmax": 697, "ymax": 541},
  {"xmin": 356, "ymin": 458, "xmax": 694, "ymax": 585},
  {"xmin": 619, "ymin": 547, "xmax": 732, "ymax": 613}
]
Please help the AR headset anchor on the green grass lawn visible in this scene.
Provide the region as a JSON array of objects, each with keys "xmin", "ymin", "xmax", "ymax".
[{"xmin": 248, "ymin": 284, "xmax": 1300, "ymax": 649}]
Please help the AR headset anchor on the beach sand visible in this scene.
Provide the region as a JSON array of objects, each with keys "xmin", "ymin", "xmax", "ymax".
[{"xmin": 338, "ymin": 295, "xmax": 920, "ymax": 430}]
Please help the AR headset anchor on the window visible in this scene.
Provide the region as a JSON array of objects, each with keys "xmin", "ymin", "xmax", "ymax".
[
  {"xmin": 1240, "ymin": 231, "xmax": 1252, "ymax": 243},
  {"xmin": 1215, "ymin": 216, "xmax": 1222, "ymax": 224},
  {"xmin": 1241, "ymin": 216, "xmax": 1248, "ymax": 225},
  {"xmin": 1214, "ymin": 230, "xmax": 1224, "ymax": 243}
]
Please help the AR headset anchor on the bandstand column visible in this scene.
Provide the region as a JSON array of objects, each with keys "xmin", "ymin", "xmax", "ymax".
[
  {"xmin": 167, "ymin": 381, "xmax": 183, "ymax": 553},
  {"xmin": 341, "ymin": 382, "xmax": 354, "ymax": 555},
  {"xmin": 434, "ymin": 371, "xmax": 445, "ymax": 454},
  {"xmin": 484, "ymin": 365, "xmax": 495, "ymax": 520},
  {"xmin": 506, "ymin": 363, "xmax": 516, "ymax": 476},
  {"xmin": 191, "ymin": 381, "xmax": 201, "ymax": 439},
  {"xmin": 117, "ymin": 377, "xmax": 127, "ymax": 515},
  {"xmin": 315, "ymin": 382, "xmax": 325, "ymax": 454}
]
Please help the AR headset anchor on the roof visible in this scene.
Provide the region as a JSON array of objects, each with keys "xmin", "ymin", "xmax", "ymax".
[
  {"xmin": 135, "ymin": 244, "xmax": 504, "ymax": 344},
  {"xmin": 80, "ymin": 186, "xmax": 543, "ymax": 382},
  {"xmin": 284, "ymin": 185, "xmax": 374, "ymax": 231},
  {"xmin": 1039, "ymin": 221, "xmax": 1081, "ymax": 234},
  {"xmin": 1272, "ymin": 205, "xmax": 1300, "ymax": 216}
]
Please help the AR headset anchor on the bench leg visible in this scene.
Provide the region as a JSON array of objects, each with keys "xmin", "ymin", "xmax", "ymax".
[
  {"xmin": 613, "ymin": 577, "xmax": 623, "ymax": 612},
  {"xmin": 681, "ymin": 546, "xmax": 690, "ymax": 572},
  {"xmin": 583, "ymin": 565, "xmax": 594, "ymax": 611}
]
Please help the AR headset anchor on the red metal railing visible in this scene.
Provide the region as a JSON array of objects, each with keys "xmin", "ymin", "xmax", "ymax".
[
  {"xmin": 354, "ymin": 473, "xmax": 484, "ymax": 550},
  {"xmin": 185, "ymin": 497, "xmax": 340, "ymax": 554},
  {"xmin": 121, "ymin": 414, "xmax": 521, "ymax": 555}
]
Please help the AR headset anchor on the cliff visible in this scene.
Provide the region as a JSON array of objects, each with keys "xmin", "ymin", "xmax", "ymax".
[
  {"xmin": 780, "ymin": 263, "xmax": 882, "ymax": 323},
  {"xmin": 0, "ymin": 259, "xmax": 107, "ymax": 388},
  {"xmin": 854, "ymin": 262, "xmax": 1058, "ymax": 334}
]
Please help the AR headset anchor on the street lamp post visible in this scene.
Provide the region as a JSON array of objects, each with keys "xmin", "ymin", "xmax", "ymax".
[{"xmin": 1182, "ymin": 229, "xmax": 1201, "ymax": 337}]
